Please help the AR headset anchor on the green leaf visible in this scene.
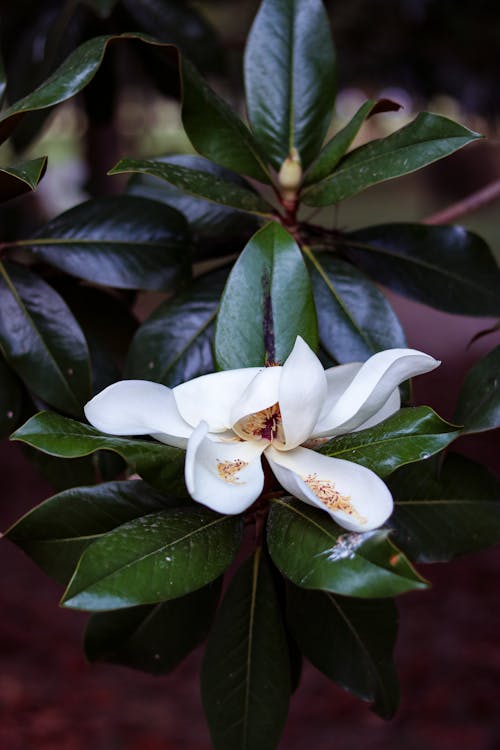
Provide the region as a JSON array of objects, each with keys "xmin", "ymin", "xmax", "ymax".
[
  {"xmin": 308, "ymin": 253, "xmax": 406, "ymax": 362},
  {"xmin": 0, "ymin": 33, "xmax": 156, "ymax": 145},
  {"xmin": 126, "ymin": 155, "xmax": 259, "ymax": 243},
  {"xmin": 5, "ymin": 480, "xmax": 179, "ymax": 584},
  {"xmin": 54, "ymin": 281, "xmax": 138, "ymax": 380},
  {"xmin": 84, "ymin": 580, "xmax": 221, "ymax": 675},
  {"xmin": 302, "ymin": 113, "xmax": 482, "ymax": 205},
  {"xmin": 180, "ymin": 57, "xmax": 271, "ymax": 183},
  {"xmin": 267, "ymin": 498, "xmax": 427, "ymax": 598},
  {"xmin": 0, "ymin": 355, "xmax": 23, "ymax": 438},
  {"xmin": 340, "ymin": 223, "xmax": 500, "ymax": 316},
  {"xmin": 23, "ymin": 196, "xmax": 190, "ymax": 291},
  {"xmin": 215, "ymin": 222, "xmax": 318, "ymax": 369},
  {"xmin": 11, "ymin": 411, "xmax": 186, "ymax": 495},
  {"xmin": 0, "ymin": 35, "xmax": 111, "ymax": 145},
  {"xmin": 125, "ymin": 268, "xmax": 226, "ymax": 386},
  {"xmin": 61, "ymin": 506, "xmax": 243, "ymax": 611},
  {"xmin": 286, "ymin": 585, "xmax": 399, "ymax": 718},
  {"xmin": 388, "ymin": 453, "xmax": 500, "ymax": 562},
  {"xmin": 202, "ymin": 549, "xmax": 291, "ymax": 750},
  {"xmin": 320, "ymin": 407, "xmax": 460, "ymax": 478},
  {"xmin": 453, "ymin": 346, "xmax": 500, "ymax": 433},
  {"xmin": 0, "ymin": 157, "xmax": 47, "ymax": 203},
  {"xmin": 304, "ymin": 99, "xmax": 401, "ymax": 185},
  {"xmin": 244, "ymin": 0, "xmax": 336, "ymax": 169},
  {"xmin": 0, "ymin": 262, "xmax": 91, "ymax": 416},
  {"xmin": 111, "ymin": 159, "xmax": 273, "ymax": 215}
]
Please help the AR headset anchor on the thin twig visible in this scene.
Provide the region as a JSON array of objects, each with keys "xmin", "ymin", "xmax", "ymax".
[{"xmin": 422, "ymin": 179, "xmax": 500, "ymax": 225}]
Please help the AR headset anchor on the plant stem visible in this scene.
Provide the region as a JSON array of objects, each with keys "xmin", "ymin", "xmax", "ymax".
[{"xmin": 423, "ymin": 179, "xmax": 500, "ymax": 225}]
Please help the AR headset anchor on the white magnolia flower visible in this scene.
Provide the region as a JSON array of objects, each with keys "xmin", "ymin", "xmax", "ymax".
[{"xmin": 84, "ymin": 338, "xmax": 439, "ymax": 531}]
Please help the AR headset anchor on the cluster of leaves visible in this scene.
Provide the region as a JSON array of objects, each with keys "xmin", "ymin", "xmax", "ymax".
[{"xmin": 1, "ymin": 0, "xmax": 500, "ymax": 748}]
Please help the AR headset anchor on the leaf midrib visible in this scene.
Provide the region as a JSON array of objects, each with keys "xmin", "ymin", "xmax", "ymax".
[
  {"xmin": 326, "ymin": 592, "xmax": 393, "ymax": 708},
  {"xmin": 338, "ymin": 238, "xmax": 493, "ymax": 298},
  {"xmin": 64, "ymin": 512, "xmax": 231, "ymax": 600},
  {"xmin": 0, "ymin": 262, "xmax": 84, "ymax": 411}
]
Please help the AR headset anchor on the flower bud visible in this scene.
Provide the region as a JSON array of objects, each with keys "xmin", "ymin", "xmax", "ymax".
[{"xmin": 278, "ymin": 148, "xmax": 302, "ymax": 202}]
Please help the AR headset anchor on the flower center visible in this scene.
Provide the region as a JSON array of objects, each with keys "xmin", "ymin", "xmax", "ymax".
[
  {"xmin": 217, "ymin": 458, "xmax": 248, "ymax": 484},
  {"xmin": 237, "ymin": 402, "xmax": 284, "ymax": 443},
  {"xmin": 303, "ymin": 473, "xmax": 367, "ymax": 525}
]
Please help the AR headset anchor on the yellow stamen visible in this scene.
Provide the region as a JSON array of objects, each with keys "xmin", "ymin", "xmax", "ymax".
[
  {"xmin": 217, "ymin": 458, "xmax": 248, "ymax": 484},
  {"xmin": 238, "ymin": 403, "xmax": 283, "ymax": 443},
  {"xmin": 303, "ymin": 473, "xmax": 367, "ymax": 525}
]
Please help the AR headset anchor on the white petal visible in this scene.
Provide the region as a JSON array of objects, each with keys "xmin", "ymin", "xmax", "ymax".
[
  {"xmin": 185, "ymin": 422, "xmax": 266, "ymax": 514},
  {"xmin": 353, "ymin": 387, "xmax": 401, "ymax": 432},
  {"xmin": 277, "ymin": 337, "xmax": 327, "ymax": 450},
  {"xmin": 266, "ymin": 445, "xmax": 393, "ymax": 532},
  {"xmin": 312, "ymin": 348, "xmax": 439, "ymax": 437},
  {"xmin": 230, "ymin": 366, "xmax": 282, "ymax": 426},
  {"xmin": 173, "ymin": 368, "xmax": 262, "ymax": 432},
  {"xmin": 320, "ymin": 363, "xmax": 363, "ymax": 418},
  {"xmin": 84, "ymin": 380, "xmax": 192, "ymax": 447}
]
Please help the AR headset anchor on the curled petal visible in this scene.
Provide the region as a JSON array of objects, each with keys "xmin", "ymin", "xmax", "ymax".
[
  {"xmin": 353, "ymin": 388, "xmax": 400, "ymax": 431},
  {"xmin": 321, "ymin": 362, "xmax": 362, "ymax": 415},
  {"xmin": 185, "ymin": 422, "xmax": 266, "ymax": 514},
  {"xmin": 230, "ymin": 366, "xmax": 282, "ymax": 427},
  {"xmin": 173, "ymin": 368, "xmax": 262, "ymax": 432},
  {"xmin": 84, "ymin": 380, "xmax": 192, "ymax": 447},
  {"xmin": 265, "ymin": 445, "xmax": 393, "ymax": 532},
  {"xmin": 277, "ymin": 336, "xmax": 327, "ymax": 450},
  {"xmin": 312, "ymin": 348, "xmax": 439, "ymax": 437}
]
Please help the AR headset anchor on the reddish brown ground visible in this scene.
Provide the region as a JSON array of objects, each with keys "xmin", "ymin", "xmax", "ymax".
[{"xmin": 1, "ymin": 438, "xmax": 499, "ymax": 750}]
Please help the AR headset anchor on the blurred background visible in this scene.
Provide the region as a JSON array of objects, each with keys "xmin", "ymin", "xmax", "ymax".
[{"xmin": 0, "ymin": 0, "xmax": 499, "ymax": 747}]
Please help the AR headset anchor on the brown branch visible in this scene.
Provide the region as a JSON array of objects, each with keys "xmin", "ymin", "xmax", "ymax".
[{"xmin": 423, "ymin": 178, "xmax": 500, "ymax": 225}]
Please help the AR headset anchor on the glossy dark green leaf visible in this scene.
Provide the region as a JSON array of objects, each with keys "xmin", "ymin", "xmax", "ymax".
[
  {"xmin": 0, "ymin": 157, "xmax": 47, "ymax": 203},
  {"xmin": 111, "ymin": 159, "xmax": 272, "ymax": 215},
  {"xmin": 308, "ymin": 253, "xmax": 406, "ymax": 362},
  {"xmin": 0, "ymin": 262, "xmax": 91, "ymax": 416},
  {"xmin": 0, "ymin": 35, "xmax": 110, "ymax": 144},
  {"xmin": 11, "ymin": 411, "xmax": 186, "ymax": 495},
  {"xmin": 125, "ymin": 268, "xmax": 226, "ymax": 386},
  {"xmin": 6, "ymin": 480, "xmax": 178, "ymax": 583},
  {"xmin": 54, "ymin": 281, "xmax": 138, "ymax": 379},
  {"xmin": 389, "ymin": 453, "xmax": 500, "ymax": 562},
  {"xmin": 340, "ymin": 223, "xmax": 500, "ymax": 316},
  {"xmin": 84, "ymin": 580, "xmax": 221, "ymax": 675},
  {"xmin": 180, "ymin": 57, "xmax": 270, "ymax": 183},
  {"xmin": 23, "ymin": 196, "xmax": 190, "ymax": 291},
  {"xmin": 61, "ymin": 506, "xmax": 243, "ymax": 611},
  {"xmin": 0, "ymin": 33, "xmax": 159, "ymax": 145},
  {"xmin": 202, "ymin": 549, "xmax": 291, "ymax": 750},
  {"xmin": 267, "ymin": 498, "xmax": 427, "ymax": 598},
  {"xmin": 215, "ymin": 222, "xmax": 318, "ymax": 369},
  {"xmin": 302, "ymin": 113, "xmax": 482, "ymax": 205},
  {"xmin": 0, "ymin": 355, "xmax": 23, "ymax": 437},
  {"xmin": 453, "ymin": 346, "xmax": 500, "ymax": 433},
  {"xmin": 320, "ymin": 407, "xmax": 460, "ymax": 478},
  {"xmin": 304, "ymin": 99, "xmax": 401, "ymax": 185},
  {"xmin": 244, "ymin": 0, "xmax": 336, "ymax": 169},
  {"xmin": 126, "ymin": 155, "xmax": 259, "ymax": 242},
  {"xmin": 287, "ymin": 585, "xmax": 399, "ymax": 718}
]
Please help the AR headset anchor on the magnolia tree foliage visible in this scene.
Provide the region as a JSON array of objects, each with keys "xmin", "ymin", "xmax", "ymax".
[{"xmin": 1, "ymin": 0, "xmax": 500, "ymax": 747}]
